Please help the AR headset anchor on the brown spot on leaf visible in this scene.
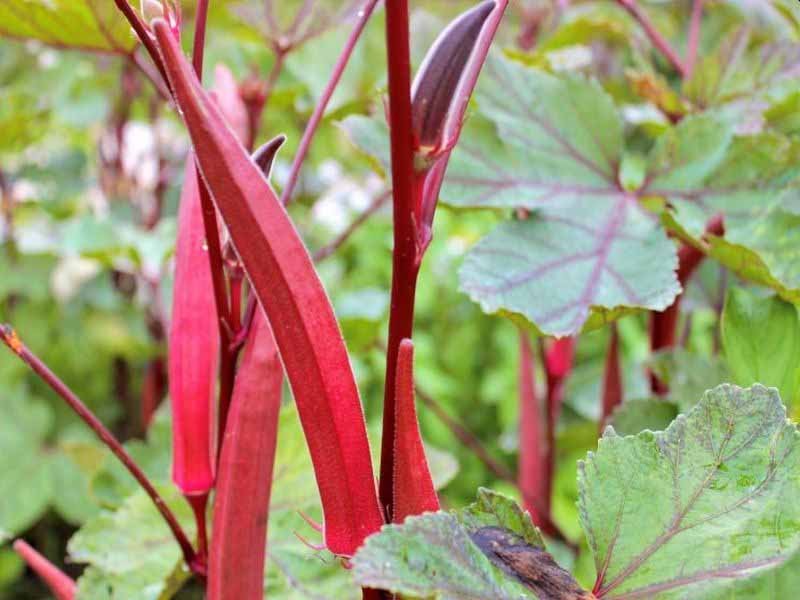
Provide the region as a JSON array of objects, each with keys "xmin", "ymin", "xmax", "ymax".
[{"xmin": 471, "ymin": 527, "xmax": 594, "ymax": 600}]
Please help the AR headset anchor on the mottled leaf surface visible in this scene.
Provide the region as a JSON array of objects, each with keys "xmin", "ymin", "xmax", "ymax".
[
  {"xmin": 353, "ymin": 489, "xmax": 589, "ymax": 599},
  {"xmin": 0, "ymin": 0, "xmax": 137, "ymax": 52},
  {"xmin": 581, "ymin": 384, "xmax": 800, "ymax": 599}
]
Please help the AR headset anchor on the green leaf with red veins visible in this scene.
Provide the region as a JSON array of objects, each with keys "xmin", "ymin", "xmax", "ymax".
[
  {"xmin": 446, "ymin": 58, "xmax": 676, "ymax": 337},
  {"xmin": 151, "ymin": 19, "xmax": 383, "ymax": 557},
  {"xmin": 0, "ymin": 0, "xmax": 137, "ymax": 52},
  {"xmin": 581, "ymin": 384, "xmax": 800, "ymax": 599}
]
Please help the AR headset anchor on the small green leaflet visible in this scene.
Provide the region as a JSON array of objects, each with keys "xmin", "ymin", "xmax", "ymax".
[
  {"xmin": 581, "ymin": 384, "xmax": 800, "ymax": 599},
  {"xmin": 0, "ymin": 1, "xmax": 137, "ymax": 53},
  {"xmin": 721, "ymin": 288, "xmax": 800, "ymax": 409}
]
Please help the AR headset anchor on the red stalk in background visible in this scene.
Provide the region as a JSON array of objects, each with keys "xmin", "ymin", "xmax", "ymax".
[
  {"xmin": 152, "ymin": 19, "xmax": 384, "ymax": 556},
  {"xmin": 650, "ymin": 215, "xmax": 724, "ymax": 393},
  {"xmin": 13, "ymin": 541, "xmax": 76, "ymax": 600},
  {"xmin": 380, "ymin": 0, "xmax": 503, "ymax": 521},
  {"xmin": 392, "ymin": 339, "xmax": 439, "ymax": 523},
  {"xmin": 600, "ymin": 324, "xmax": 623, "ymax": 431},
  {"xmin": 208, "ymin": 310, "xmax": 282, "ymax": 599},
  {"xmin": 0, "ymin": 326, "xmax": 200, "ymax": 573},
  {"xmin": 517, "ymin": 332, "xmax": 548, "ymax": 530},
  {"xmin": 542, "ymin": 337, "xmax": 575, "ymax": 515}
]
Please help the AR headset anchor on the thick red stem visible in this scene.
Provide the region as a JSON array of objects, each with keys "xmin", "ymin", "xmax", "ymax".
[
  {"xmin": 379, "ymin": 0, "xmax": 420, "ymax": 520},
  {"xmin": 192, "ymin": 0, "xmax": 210, "ymax": 76}
]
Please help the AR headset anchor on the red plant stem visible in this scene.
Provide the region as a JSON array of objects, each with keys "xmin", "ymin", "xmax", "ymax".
[
  {"xmin": 192, "ymin": 0, "xmax": 210, "ymax": 76},
  {"xmin": 188, "ymin": 494, "xmax": 209, "ymax": 568},
  {"xmin": 616, "ymin": 0, "xmax": 686, "ymax": 76},
  {"xmin": 517, "ymin": 331, "xmax": 549, "ymax": 529},
  {"xmin": 13, "ymin": 540, "xmax": 76, "ymax": 600},
  {"xmin": 208, "ymin": 311, "xmax": 282, "ymax": 600},
  {"xmin": 0, "ymin": 326, "xmax": 200, "ymax": 574},
  {"xmin": 112, "ymin": 0, "xmax": 170, "ymax": 87},
  {"xmin": 379, "ymin": 0, "xmax": 420, "ymax": 519},
  {"xmin": 600, "ymin": 324, "xmax": 623, "ymax": 431},
  {"xmin": 685, "ymin": 0, "xmax": 704, "ymax": 79},
  {"xmin": 650, "ymin": 215, "xmax": 724, "ymax": 393},
  {"xmin": 280, "ymin": 0, "xmax": 379, "ymax": 205}
]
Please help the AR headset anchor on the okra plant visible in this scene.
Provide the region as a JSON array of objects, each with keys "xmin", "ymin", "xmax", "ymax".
[{"xmin": 2, "ymin": 0, "xmax": 800, "ymax": 598}]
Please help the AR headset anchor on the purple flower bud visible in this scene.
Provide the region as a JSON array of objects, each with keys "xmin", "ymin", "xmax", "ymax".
[{"xmin": 411, "ymin": 1, "xmax": 495, "ymax": 151}]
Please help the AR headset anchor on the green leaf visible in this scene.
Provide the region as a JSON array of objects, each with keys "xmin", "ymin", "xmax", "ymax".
[
  {"xmin": 581, "ymin": 384, "xmax": 800, "ymax": 599},
  {"xmin": 444, "ymin": 55, "xmax": 680, "ymax": 335},
  {"xmin": 0, "ymin": 0, "xmax": 137, "ymax": 53},
  {"xmin": 648, "ymin": 349, "xmax": 730, "ymax": 413},
  {"xmin": 69, "ymin": 485, "xmax": 194, "ymax": 600},
  {"xmin": 0, "ymin": 390, "xmax": 53, "ymax": 535},
  {"xmin": 458, "ymin": 212, "xmax": 679, "ymax": 336},
  {"xmin": 352, "ymin": 489, "xmax": 589, "ymax": 599},
  {"xmin": 721, "ymin": 288, "xmax": 800, "ymax": 407}
]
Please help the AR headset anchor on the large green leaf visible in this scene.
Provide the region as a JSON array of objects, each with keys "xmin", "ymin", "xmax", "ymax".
[
  {"xmin": 444, "ymin": 55, "xmax": 680, "ymax": 336},
  {"xmin": 648, "ymin": 348, "xmax": 730, "ymax": 413},
  {"xmin": 352, "ymin": 489, "xmax": 590, "ymax": 599},
  {"xmin": 721, "ymin": 288, "xmax": 800, "ymax": 407},
  {"xmin": 581, "ymin": 384, "xmax": 800, "ymax": 599},
  {"xmin": 69, "ymin": 485, "xmax": 195, "ymax": 600},
  {"xmin": 0, "ymin": 0, "xmax": 137, "ymax": 53}
]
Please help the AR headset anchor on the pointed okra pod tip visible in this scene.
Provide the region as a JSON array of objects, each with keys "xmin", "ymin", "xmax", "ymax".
[
  {"xmin": 411, "ymin": 0, "xmax": 495, "ymax": 153},
  {"xmin": 13, "ymin": 540, "xmax": 76, "ymax": 600}
]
